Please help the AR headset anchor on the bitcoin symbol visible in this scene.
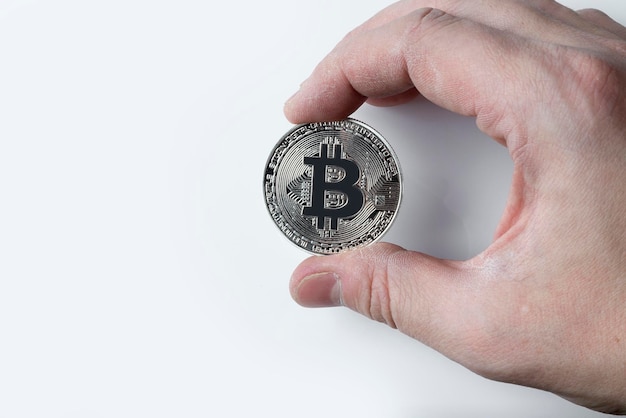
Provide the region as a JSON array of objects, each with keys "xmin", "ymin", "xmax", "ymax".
[
  {"xmin": 265, "ymin": 118, "xmax": 401, "ymax": 255},
  {"xmin": 303, "ymin": 143, "xmax": 364, "ymax": 230}
]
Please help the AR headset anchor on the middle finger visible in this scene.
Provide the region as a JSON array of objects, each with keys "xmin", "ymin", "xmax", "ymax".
[{"xmin": 351, "ymin": 0, "xmax": 623, "ymax": 48}]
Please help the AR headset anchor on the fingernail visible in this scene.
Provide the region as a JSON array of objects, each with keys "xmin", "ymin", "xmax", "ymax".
[
  {"xmin": 283, "ymin": 89, "xmax": 301, "ymax": 122},
  {"xmin": 285, "ymin": 78, "xmax": 311, "ymax": 107},
  {"xmin": 284, "ymin": 91, "xmax": 305, "ymax": 120},
  {"xmin": 293, "ymin": 272, "xmax": 342, "ymax": 308},
  {"xmin": 284, "ymin": 88, "xmax": 300, "ymax": 106}
]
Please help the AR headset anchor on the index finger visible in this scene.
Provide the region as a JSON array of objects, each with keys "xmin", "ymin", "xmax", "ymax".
[{"xmin": 283, "ymin": 9, "xmax": 518, "ymax": 133}]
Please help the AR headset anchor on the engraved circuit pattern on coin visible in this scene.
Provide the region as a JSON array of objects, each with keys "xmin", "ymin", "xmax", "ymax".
[{"xmin": 264, "ymin": 118, "xmax": 402, "ymax": 255}]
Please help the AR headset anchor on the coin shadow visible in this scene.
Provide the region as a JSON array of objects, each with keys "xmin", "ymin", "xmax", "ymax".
[{"xmin": 354, "ymin": 98, "xmax": 512, "ymax": 260}]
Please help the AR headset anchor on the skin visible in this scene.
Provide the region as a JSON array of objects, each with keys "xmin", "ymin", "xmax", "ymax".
[{"xmin": 284, "ymin": 0, "xmax": 626, "ymax": 414}]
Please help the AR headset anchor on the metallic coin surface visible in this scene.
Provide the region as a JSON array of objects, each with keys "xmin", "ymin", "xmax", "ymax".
[{"xmin": 264, "ymin": 118, "xmax": 402, "ymax": 255}]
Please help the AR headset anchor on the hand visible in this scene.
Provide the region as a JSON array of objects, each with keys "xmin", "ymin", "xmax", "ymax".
[{"xmin": 284, "ymin": 0, "xmax": 626, "ymax": 414}]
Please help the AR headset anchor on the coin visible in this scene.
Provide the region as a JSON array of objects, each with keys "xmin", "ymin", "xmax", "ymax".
[{"xmin": 264, "ymin": 118, "xmax": 402, "ymax": 255}]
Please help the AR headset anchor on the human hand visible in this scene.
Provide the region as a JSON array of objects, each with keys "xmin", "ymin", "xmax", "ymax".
[{"xmin": 284, "ymin": 0, "xmax": 626, "ymax": 414}]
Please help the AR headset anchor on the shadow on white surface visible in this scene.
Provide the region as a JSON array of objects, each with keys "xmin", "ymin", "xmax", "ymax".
[{"xmin": 354, "ymin": 99, "xmax": 512, "ymax": 260}]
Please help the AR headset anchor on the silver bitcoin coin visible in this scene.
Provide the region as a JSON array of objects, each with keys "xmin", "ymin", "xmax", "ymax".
[{"xmin": 264, "ymin": 118, "xmax": 402, "ymax": 255}]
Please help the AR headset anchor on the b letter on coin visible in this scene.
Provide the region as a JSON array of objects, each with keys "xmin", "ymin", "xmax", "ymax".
[{"xmin": 264, "ymin": 118, "xmax": 401, "ymax": 255}]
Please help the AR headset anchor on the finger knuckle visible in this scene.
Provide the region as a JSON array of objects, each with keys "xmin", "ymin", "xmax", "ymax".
[
  {"xmin": 355, "ymin": 244, "xmax": 403, "ymax": 328},
  {"xmin": 403, "ymin": 7, "xmax": 453, "ymax": 40},
  {"xmin": 367, "ymin": 253, "xmax": 397, "ymax": 327},
  {"xmin": 554, "ymin": 48, "xmax": 624, "ymax": 120},
  {"xmin": 577, "ymin": 8, "xmax": 610, "ymax": 21},
  {"xmin": 400, "ymin": 7, "xmax": 459, "ymax": 85},
  {"xmin": 530, "ymin": 0, "xmax": 561, "ymax": 13},
  {"xmin": 366, "ymin": 268, "xmax": 396, "ymax": 328}
]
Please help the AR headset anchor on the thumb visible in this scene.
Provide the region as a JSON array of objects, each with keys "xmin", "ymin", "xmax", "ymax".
[
  {"xmin": 290, "ymin": 243, "xmax": 476, "ymax": 342},
  {"xmin": 289, "ymin": 243, "xmax": 512, "ymax": 380}
]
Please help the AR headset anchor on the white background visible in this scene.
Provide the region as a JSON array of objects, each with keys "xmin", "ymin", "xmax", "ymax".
[{"xmin": 0, "ymin": 1, "xmax": 623, "ymax": 417}]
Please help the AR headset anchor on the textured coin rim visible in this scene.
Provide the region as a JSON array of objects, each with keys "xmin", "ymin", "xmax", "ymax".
[{"xmin": 263, "ymin": 118, "xmax": 402, "ymax": 255}]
